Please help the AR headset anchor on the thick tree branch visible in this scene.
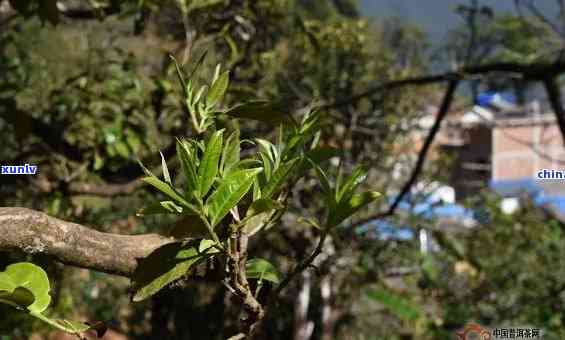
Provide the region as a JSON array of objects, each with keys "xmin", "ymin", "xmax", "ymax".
[
  {"xmin": 323, "ymin": 60, "xmax": 565, "ymax": 109},
  {"xmin": 0, "ymin": 207, "xmax": 174, "ymax": 277}
]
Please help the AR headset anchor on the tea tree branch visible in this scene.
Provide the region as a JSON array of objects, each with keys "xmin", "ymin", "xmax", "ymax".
[{"xmin": 0, "ymin": 207, "xmax": 174, "ymax": 277}]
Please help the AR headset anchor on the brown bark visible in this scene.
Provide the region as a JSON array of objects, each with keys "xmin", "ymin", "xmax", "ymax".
[{"xmin": 0, "ymin": 207, "xmax": 174, "ymax": 277}]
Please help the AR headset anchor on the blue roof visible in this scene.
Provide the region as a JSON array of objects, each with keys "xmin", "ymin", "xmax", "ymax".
[{"xmin": 489, "ymin": 178, "xmax": 543, "ymax": 197}]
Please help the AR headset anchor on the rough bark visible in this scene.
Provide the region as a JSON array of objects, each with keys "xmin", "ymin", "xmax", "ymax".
[{"xmin": 0, "ymin": 207, "xmax": 174, "ymax": 277}]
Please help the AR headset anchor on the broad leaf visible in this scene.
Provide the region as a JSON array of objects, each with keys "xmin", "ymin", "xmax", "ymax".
[
  {"xmin": 328, "ymin": 191, "xmax": 381, "ymax": 227},
  {"xmin": 0, "ymin": 263, "xmax": 104, "ymax": 337},
  {"xmin": 0, "ymin": 263, "xmax": 51, "ymax": 313},
  {"xmin": 207, "ymin": 70, "xmax": 230, "ymax": 107},
  {"xmin": 206, "ymin": 168, "xmax": 263, "ymax": 227},
  {"xmin": 246, "ymin": 258, "xmax": 280, "ymax": 284},
  {"xmin": 198, "ymin": 130, "xmax": 224, "ymax": 197},
  {"xmin": 261, "ymin": 158, "xmax": 301, "ymax": 199},
  {"xmin": 132, "ymin": 242, "xmax": 208, "ymax": 302}
]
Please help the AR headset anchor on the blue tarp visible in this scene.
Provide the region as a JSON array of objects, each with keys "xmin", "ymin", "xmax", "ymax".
[
  {"xmin": 367, "ymin": 177, "xmax": 565, "ymax": 240},
  {"xmin": 477, "ymin": 91, "xmax": 517, "ymax": 107},
  {"xmin": 490, "ymin": 178, "xmax": 565, "ymax": 215}
]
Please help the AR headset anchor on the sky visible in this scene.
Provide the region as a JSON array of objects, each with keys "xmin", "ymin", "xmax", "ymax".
[{"xmin": 359, "ymin": 0, "xmax": 558, "ymax": 42}]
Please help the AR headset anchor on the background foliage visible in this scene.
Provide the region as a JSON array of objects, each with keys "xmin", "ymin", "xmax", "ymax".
[{"xmin": 1, "ymin": 0, "xmax": 563, "ymax": 339}]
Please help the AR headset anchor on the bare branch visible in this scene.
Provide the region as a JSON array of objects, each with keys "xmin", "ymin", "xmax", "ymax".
[
  {"xmin": 322, "ymin": 60, "xmax": 565, "ymax": 109},
  {"xmin": 349, "ymin": 79, "xmax": 460, "ymax": 227},
  {"xmin": 543, "ymin": 76, "xmax": 565, "ymax": 145},
  {"xmin": 276, "ymin": 230, "xmax": 328, "ymax": 295},
  {"xmin": 0, "ymin": 207, "xmax": 174, "ymax": 277}
]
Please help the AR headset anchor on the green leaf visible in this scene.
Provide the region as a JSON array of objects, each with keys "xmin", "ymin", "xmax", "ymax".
[
  {"xmin": 312, "ymin": 162, "xmax": 332, "ymax": 194},
  {"xmin": 246, "ymin": 258, "xmax": 280, "ymax": 284},
  {"xmin": 0, "ymin": 286, "xmax": 35, "ymax": 309},
  {"xmin": 366, "ymin": 288, "xmax": 421, "ymax": 322},
  {"xmin": 206, "ymin": 168, "xmax": 263, "ymax": 227},
  {"xmin": 132, "ymin": 242, "xmax": 207, "ymax": 302},
  {"xmin": 0, "ymin": 263, "xmax": 51, "ymax": 313},
  {"xmin": 142, "ymin": 177, "xmax": 195, "ymax": 213},
  {"xmin": 298, "ymin": 147, "xmax": 340, "ymax": 178},
  {"xmin": 138, "ymin": 159, "xmax": 155, "ymax": 177},
  {"xmin": 207, "ymin": 70, "xmax": 230, "ymax": 107},
  {"xmin": 29, "ymin": 312, "xmax": 105, "ymax": 337},
  {"xmin": 328, "ymin": 191, "xmax": 381, "ymax": 227},
  {"xmin": 241, "ymin": 212, "xmax": 273, "ymax": 236},
  {"xmin": 170, "ymin": 55, "xmax": 188, "ymax": 97},
  {"xmin": 198, "ymin": 239, "xmax": 220, "ymax": 254},
  {"xmin": 160, "ymin": 151, "xmax": 172, "ymax": 186},
  {"xmin": 224, "ymin": 100, "xmax": 294, "ymax": 125},
  {"xmin": 336, "ymin": 166, "xmax": 368, "ymax": 202},
  {"xmin": 176, "ymin": 138, "xmax": 199, "ymax": 197},
  {"xmin": 198, "ymin": 130, "xmax": 224, "ymax": 197},
  {"xmin": 246, "ymin": 199, "xmax": 282, "ymax": 218},
  {"xmin": 224, "ymin": 159, "xmax": 263, "ymax": 180},
  {"xmin": 261, "ymin": 158, "xmax": 301, "ymax": 199},
  {"xmin": 221, "ymin": 130, "xmax": 240, "ymax": 175},
  {"xmin": 136, "ymin": 201, "xmax": 184, "ymax": 216},
  {"xmin": 297, "ymin": 217, "xmax": 322, "ymax": 230},
  {"xmin": 52, "ymin": 319, "xmax": 90, "ymax": 333}
]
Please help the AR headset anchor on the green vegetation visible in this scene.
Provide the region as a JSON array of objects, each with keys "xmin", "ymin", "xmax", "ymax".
[{"xmin": 0, "ymin": 1, "xmax": 563, "ymax": 339}]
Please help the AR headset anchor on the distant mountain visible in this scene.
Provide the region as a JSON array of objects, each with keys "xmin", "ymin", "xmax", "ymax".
[{"xmin": 359, "ymin": 0, "xmax": 558, "ymax": 42}]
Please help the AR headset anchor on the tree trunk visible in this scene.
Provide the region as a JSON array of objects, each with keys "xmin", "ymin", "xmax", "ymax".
[{"xmin": 293, "ymin": 271, "xmax": 313, "ymax": 340}]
